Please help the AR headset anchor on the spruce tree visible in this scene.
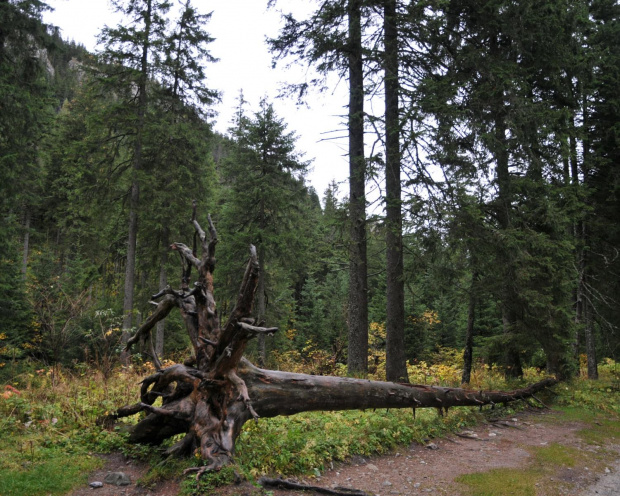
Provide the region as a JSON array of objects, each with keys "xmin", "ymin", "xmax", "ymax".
[{"xmin": 218, "ymin": 98, "xmax": 310, "ymax": 365}]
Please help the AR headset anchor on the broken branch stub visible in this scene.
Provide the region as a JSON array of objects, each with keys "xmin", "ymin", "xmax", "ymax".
[{"xmin": 117, "ymin": 208, "xmax": 557, "ymax": 477}]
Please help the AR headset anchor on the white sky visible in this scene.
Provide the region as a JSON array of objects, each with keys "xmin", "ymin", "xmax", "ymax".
[{"xmin": 43, "ymin": 0, "xmax": 350, "ymax": 199}]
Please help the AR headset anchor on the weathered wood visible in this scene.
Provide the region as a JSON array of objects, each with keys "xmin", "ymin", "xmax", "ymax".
[
  {"xmin": 259, "ymin": 477, "xmax": 368, "ymax": 495},
  {"xmin": 117, "ymin": 208, "xmax": 558, "ymax": 478}
]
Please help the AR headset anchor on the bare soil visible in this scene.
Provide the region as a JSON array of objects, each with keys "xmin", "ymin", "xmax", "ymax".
[
  {"xmin": 69, "ymin": 409, "xmax": 619, "ymax": 496},
  {"xmin": 68, "ymin": 452, "xmax": 180, "ymax": 496}
]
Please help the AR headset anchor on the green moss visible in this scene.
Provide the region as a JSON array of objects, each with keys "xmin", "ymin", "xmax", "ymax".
[
  {"xmin": 0, "ymin": 452, "xmax": 102, "ymax": 496},
  {"xmin": 456, "ymin": 468, "xmax": 541, "ymax": 496},
  {"xmin": 534, "ymin": 443, "xmax": 579, "ymax": 467}
]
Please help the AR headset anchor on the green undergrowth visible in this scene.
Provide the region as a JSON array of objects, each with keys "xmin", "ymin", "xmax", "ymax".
[
  {"xmin": 2, "ymin": 359, "xmax": 618, "ymax": 496},
  {"xmin": 235, "ymin": 406, "xmax": 482, "ymax": 478},
  {"xmin": 178, "ymin": 466, "xmax": 239, "ymax": 496},
  {"xmin": 0, "ymin": 367, "xmax": 146, "ymax": 496}
]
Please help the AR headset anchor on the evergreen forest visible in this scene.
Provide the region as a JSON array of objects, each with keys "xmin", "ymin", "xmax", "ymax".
[{"xmin": 2, "ymin": 0, "xmax": 619, "ymax": 388}]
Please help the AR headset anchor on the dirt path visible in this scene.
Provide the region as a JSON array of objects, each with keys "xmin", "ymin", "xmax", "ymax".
[
  {"xmin": 70, "ymin": 410, "xmax": 619, "ymax": 496},
  {"xmin": 268, "ymin": 410, "xmax": 617, "ymax": 496}
]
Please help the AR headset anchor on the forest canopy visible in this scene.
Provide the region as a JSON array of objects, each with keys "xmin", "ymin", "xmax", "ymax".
[{"xmin": 1, "ymin": 0, "xmax": 619, "ymax": 388}]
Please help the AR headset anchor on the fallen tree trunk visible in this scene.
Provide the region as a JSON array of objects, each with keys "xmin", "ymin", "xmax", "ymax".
[{"xmin": 113, "ymin": 205, "xmax": 557, "ymax": 478}]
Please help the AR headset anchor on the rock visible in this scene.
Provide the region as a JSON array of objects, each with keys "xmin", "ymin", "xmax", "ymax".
[
  {"xmin": 89, "ymin": 481, "xmax": 104, "ymax": 488},
  {"xmin": 605, "ymin": 467, "xmax": 611, "ymax": 473},
  {"xmin": 489, "ymin": 432, "xmax": 497, "ymax": 437},
  {"xmin": 383, "ymin": 481, "xmax": 393, "ymax": 487},
  {"xmin": 104, "ymin": 472, "xmax": 131, "ymax": 486},
  {"xmin": 367, "ymin": 463, "xmax": 379, "ymax": 472},
  {"xmin": 414, "ymin": 482, "xmax": 421, "ymax": 488},
  {"xmin": 426, "ymin": 443, "xmax": 439, "ymax": 450}
]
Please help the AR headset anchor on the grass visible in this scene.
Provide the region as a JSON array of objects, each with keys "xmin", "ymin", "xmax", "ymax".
[
  {"xmin": 456, "ymin": 468, "xmax": 541, "ymax": 496},
  {"xmin": 1, "ymin": 357, "xmax": 618, "ymax": 496},
  {"xmin": 0, "ymin": 451, "xmax": 101, "ymax": 496}
]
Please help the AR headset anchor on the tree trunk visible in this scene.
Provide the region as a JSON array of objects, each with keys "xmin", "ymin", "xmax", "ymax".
[
  {"xmin": 121, "ymin": 0, "xmax": 152, "ymax": 363},
  {"xmin": 461, "ymin": 272, "xmax": 477, "ymax": 385},
  {"xmin": 494, "ymin": 115, "xmax": 522, "ymax": 379},
  {"xmin": 584, "ymin": 303, "xmax": 598, "ymax": 380},
  {"xmin": 114, "ymin": 208, "xmax": 558, "ymax": 479},
  {"xmin": 581, "ymin": 95, "xmax": 598, "ymax": 380},
  {"xmin": 155, "ymin": 227, "xmax": 169, "ymax": 358},
  {"xmin": 384, "ymin": 0, "xmax": 408, "ymax": 384},
  {"xmin": 347, "ymin": 0, "xmax": 368, "ymax": 377},
  {"xmin": 122, "ymin": 183, "xmax": 139, "ymax": 332},
  {"xmin": 21, "ymin": 206, "xmax": 30, "ymax": 281},
  {"xmin": 257, "ymin": 243, "xmax": 267, "ymax": 367}
]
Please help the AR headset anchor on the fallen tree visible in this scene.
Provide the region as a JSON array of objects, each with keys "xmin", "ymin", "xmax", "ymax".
[{"xmin": 112, "ymin": 204, "xmax": 557, "ymax": 478}]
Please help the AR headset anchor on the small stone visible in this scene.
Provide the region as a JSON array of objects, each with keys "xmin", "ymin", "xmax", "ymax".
[
  {"xmin": 512, "ymin": 418, "xmax": 518, "ymax": 422},
  {"xmin": 89, "ymin": 481, "xmax": 103, "ymax": 488},
  {"xmin": 488, "ymin": 432, "xmax": 497, "ymax": 437},
  {"xmin": 367, "ymin": 464, "xmax": 379, "ymax": 472},
  {"xmin": 104, "ymin": 472, "xmax": 131, "ymax": 486},
  {"xmin": 426, "ymin": 443, "xmax": 439, "ymax": 450},
  {"xmin": 383, "ymin": 481, "xmax": 392, "ymax": 487},
  {"xmin": 414, "ymin": 483, "xmax": 421, "ymax": 488},
  {"xmin": 605, "ymin": 467, "xmax": 611, "ymax": 473}
]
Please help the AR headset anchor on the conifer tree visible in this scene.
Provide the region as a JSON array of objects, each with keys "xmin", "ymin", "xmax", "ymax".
[
  {"xmin": 218, "ymin": 98, "xmax": 310, "ymax": 365},
  {"xmin": 0, "ymin": 0, "xmax": 53, "ymax": 347},
  {"xmin": 269, "ymin": 0, "xmax": 369, "ymax": 376},
  {"xmin": 93, "ymin": 0, "xmax": 218, "ymax": 356}
]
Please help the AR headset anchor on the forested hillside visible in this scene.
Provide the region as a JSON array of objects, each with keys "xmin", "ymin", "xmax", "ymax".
[{"xmin": 1, "ymin": 0, "xmax": 618, "ymax": 386}]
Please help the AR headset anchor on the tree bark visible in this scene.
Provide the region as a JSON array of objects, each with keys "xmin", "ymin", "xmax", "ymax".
[
  {"xmin": 461, "ymin": 271, "xmax": 477, "ymax": 385},
  {"xmin": 21, "ymin": 206, "xmax": 30, "ymax": 281},
  {"xmin": 384, "ymin": 0, "xmax": 408, "ymax": 384},
  {"xmin": 115, "ymin": 208, "xmax": 557, "ymax": 479},
  {"xmin": 257, "ymin": 243, "xmax": 267, "ymax": 367},
  {"xmin": 494, "ymin": 115, "xmax": 522, "ymax": 379},
  {"xmin": 121, "ymin": 0, "xmax": 152, "ymax": 363},
  {"xmin": 347, "ymin": 0, "xmax": 368, "ymax": 377},
  {"xmin": 581, "ymin": 95, "xmax": 598, "ymax": 380},
  {"xmin": 155, "ymin": 227, "xmax": 169, "ymax": 358}
]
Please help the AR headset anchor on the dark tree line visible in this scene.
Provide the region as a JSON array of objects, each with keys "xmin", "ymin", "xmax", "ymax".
[{"xmin": 1, "ymin": 0, "xmax": 618, "ymax": 387}]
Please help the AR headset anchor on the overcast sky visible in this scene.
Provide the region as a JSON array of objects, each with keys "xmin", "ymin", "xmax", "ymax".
[{"xmin": 43, "ymin": 0, "xmax": 350, "ymax": 199}]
